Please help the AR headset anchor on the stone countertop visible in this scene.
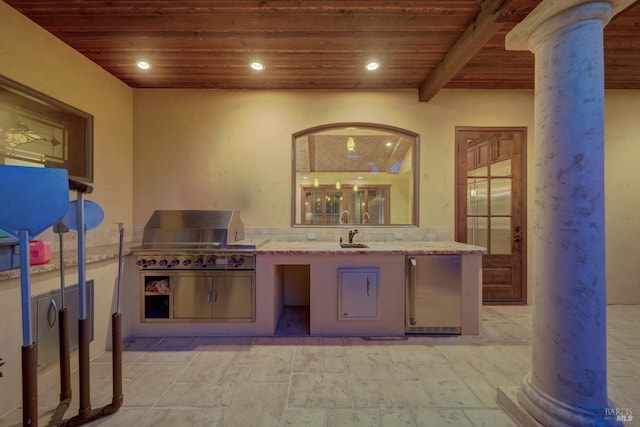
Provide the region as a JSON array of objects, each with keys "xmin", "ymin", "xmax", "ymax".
[
  {"xmin": 254, "ymin": 240, "xmax": 486, "ymax": 255},
  {"xmin": 1, "ymin": 240, "xmax": 486, "ymax": 281},
  {"xmin": 0, "ymin": 243, "xmax": 135, "ymax": 281}
]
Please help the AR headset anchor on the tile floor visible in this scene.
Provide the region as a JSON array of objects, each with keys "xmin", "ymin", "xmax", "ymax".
[{"xmin": 1, "ymin": 305, "xmax": 638, "ymax": 427}]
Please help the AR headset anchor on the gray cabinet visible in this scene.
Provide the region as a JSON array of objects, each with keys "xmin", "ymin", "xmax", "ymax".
[{"xmin": 338, "ymin": 268, "xmax": 379, "ymax": 320}]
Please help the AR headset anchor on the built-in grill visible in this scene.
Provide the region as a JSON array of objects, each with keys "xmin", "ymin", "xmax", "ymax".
[
  {"xmin": 132, "ymin": 210, "xmax": 258, "ymax": 323},
  {"xmin": 133, "ymin": 210, "xmax": 256, "ymax": 270}
]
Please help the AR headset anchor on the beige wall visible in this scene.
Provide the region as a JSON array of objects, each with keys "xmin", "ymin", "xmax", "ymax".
[
  {"xmin": 0, "ymin": 1, "xmax": 133, "ymax": 417},
  {"xmin": 133, "ymin": 88, "xmax": 640, "ymax": 306},
  {"xmin": 132, "ymin": 89, "xmax": 535, "ymax": 231},
  {"xmin": 604, "ymin": 90, "xmax": 640, "ymax": 304}
]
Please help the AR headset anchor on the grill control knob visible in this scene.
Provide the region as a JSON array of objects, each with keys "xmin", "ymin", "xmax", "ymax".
[
  {"xmin": 206, "ymin": 258, "xmax": 215, "ymax": 266},
  {"xmin": 183, "ymin": 259, "xmax": 192, "ymax": 266},
  {"xmin": 170, "ymin": 259, "xmax": 180, "ymax": 266},
  {"xmin": 229, "ymin": 258, "xmax": 237, "ymax": 267},
  {"xmin": 236, "ymin": 257, "xmax": 245, "ymax": 267},
  {"xmin": 194, "ymin": 258, "xmax": 203, "ymax": 266},
  {"xmin": 136, "ymin": 259, "xmax": 146, "ymax": 267},
  {"xmin": 147, "ymin": 259, "xmax": 157, "ymax": 266},
  {"xmin": 158, "ymin": 259, "xmax": 168, "ymax": 266}
]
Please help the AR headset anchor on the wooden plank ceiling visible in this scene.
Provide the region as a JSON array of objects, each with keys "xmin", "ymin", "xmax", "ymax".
[{"xmin": 4, "ymin": 0, "xmax": 640, "ymax": 101}]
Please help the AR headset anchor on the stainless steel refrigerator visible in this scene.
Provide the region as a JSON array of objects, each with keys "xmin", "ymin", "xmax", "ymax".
[{"xmin": 405, "ymin": 255, "xmax": 462, "ymax": 334}]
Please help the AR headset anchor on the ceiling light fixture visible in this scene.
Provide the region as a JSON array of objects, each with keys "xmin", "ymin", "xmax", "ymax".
[
  {"xmin": 251, "ymin": 62, "xmax": 265, "ymax": 71},
  {"xmin": 137, "ymin": 60, "xmax": 151, "ymax": 70},
  {"xmin": 347, "ymin": 136, "xmax": 355, "ymax": 151},
  {"xmin": 366, "ymin": 61, "xmax": 380, "ymax": 71}
]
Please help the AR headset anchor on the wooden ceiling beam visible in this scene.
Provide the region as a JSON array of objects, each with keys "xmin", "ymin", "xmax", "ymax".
[{"xmin": 418, "ymin": 0, "xmax": 538, "ymax": 102}]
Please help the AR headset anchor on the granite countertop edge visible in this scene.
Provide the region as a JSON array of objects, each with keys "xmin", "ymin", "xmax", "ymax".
[
  {"xmin": 0, "ymin": 243, "xmax": 136, "ymax": 281},
  {"xmin": 254, "ymin": 241, "xmax": 487, "ymax": 255}
]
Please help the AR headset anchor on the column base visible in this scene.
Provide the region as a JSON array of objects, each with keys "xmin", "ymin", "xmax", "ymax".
[
  {"xmin": 497, "ymin": 386, "xmax": 543, "ymax": 427},
  {"xmin": 498, "ymin": 375, "xmax": 623, "ymax": 427}
]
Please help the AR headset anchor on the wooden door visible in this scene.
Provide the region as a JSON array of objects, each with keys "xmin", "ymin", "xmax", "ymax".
[{"xmin": 455, "ymin": 127, "xmax": 527, "ymax": 304}]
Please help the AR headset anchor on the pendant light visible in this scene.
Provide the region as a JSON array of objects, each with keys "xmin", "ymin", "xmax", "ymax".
[
  {"xmin": 347, "ymin": 136, "xmax": 355, "ymax": 151},
  {"xmin": 335, "ymin": 181, "xmax": 341, "ymax": 190}
]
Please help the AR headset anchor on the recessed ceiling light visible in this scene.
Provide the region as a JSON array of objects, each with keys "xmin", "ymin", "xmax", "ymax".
[
  {"xmin": 366, "ymin": 61, "xmax": 380, "ymax": 71},
  {"xmin": 251, "ymin": 62, "xmax": 265, "ymax": 71},
  {"xmin": 386, "ymin": 141, "xmax": 393, "ymax": 147},
  {"xmin": 137, "ymin": 60, "xmax": 151, "ymax": 70}
]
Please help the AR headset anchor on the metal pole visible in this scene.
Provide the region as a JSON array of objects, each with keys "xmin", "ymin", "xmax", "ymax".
[
  {"xmin": 19, "ymin": 229, "xmax": 32, "ymax": 346},
  {"xmin": 54, "ymin": 223, "xmax": 68, "ymax": 307},
  {"xmin": 19, "ymin": 229, "xmax": 39, "ymax": 426},
  {"xmin": 76, "ymin": 193, "xmax": 86, "ymax": 320},
  {"xmin": 116, "ymin": 223, "xmax": 124, "ymax": 314}
]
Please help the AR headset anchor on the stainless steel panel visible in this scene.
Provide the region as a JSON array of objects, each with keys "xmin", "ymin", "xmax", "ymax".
[
  {"xmin": 213, "ymin": 273, "xmax": 254, "ymax": 321},
  {"xmin": 32, "ymin": 281, "xmax": 95, "ymax": 369},
  {"xmin": 338, "ymin": 268, "xmax": 379, "ymax": 320},
  {"xmin": 173, "ymin": 275, "xmax": 215, "ymax": 319},
  {"xmin": 141, "ymin": 210, "xmax": 244, "ymax": 248},
  {"xmin": 167, "ymin": 271, "xmax": 255, "ymax": 322},
  {"xmin": 406, "ymin": 256, "xmax": 461, "ymax": 334}
]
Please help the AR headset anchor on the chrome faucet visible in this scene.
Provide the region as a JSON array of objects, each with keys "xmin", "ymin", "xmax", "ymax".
[{"xmin": 348, "ymin": 229, "xmax": 359, "ymax": 244}]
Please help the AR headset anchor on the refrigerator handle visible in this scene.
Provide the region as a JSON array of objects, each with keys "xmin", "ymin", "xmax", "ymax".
[{"xmin": 408, "ymin": 257, "xmax": 416, "ymax": 325}]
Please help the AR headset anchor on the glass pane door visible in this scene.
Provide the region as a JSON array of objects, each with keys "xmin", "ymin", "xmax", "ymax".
[
  {"xmin": 466, "ymin": 138, "xmax": 513, "ymax": 254},
  {"xmin": 304, "ymin": 189, "xmax": 324, "ymax": 224},
  {"xmin": 325, "ymin": 190, "xmax": 343, "ymax": 225}
]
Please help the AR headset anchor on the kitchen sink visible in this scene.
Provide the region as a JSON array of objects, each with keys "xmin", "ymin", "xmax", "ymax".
[{"xmin": 339, "ymin": 243, "xmax": 369, "ymax": 248}]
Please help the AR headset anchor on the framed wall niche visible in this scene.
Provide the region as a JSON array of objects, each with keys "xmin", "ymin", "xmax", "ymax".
[{"xmin": 0, "ymin": 75, "xmax": 93, "ymax": 182}]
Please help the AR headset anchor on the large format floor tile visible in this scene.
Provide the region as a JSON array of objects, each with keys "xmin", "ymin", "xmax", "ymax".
[{"xmin": 1, "ymin": 305, "xmax": 638, "ymax": 427}]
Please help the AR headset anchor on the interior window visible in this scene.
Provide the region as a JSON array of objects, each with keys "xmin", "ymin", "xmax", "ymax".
[{"xmin": 292, "ymin": 123, "xmax": 418, "ymax": 226}]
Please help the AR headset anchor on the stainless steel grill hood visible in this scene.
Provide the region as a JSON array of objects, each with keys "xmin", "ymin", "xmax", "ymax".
[{"xmin": 141, "ymin": 210, "xmax": 245, "ymax": 250}]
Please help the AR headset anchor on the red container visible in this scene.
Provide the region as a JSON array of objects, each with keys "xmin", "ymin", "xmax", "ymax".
[{"xmin": 29, "ymin": 240, "xmax": 52, "ymax": 265}]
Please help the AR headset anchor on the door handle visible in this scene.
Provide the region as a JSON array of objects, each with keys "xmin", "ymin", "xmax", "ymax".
[
  {"xmin": 47, "ymin": 299, "xmax": 58, "ymax": 328},
  {"xmin": 408, "ymin": 257, "xmax": 416, "ymax": 326},
  {"xmin": 366, "ymin": 277, "xmax": 370, "ymax": 296},
  {"xmin": 211, "ymin": 290, "xmax": 218, "ymax": 303},
  {"xmin": 514, "ymin": 234, "xmax": 522, "ymax": 242}
]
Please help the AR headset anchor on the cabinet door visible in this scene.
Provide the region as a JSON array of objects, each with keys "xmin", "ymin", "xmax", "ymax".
[
  {"xmin": 33, "ymin": 282, "xmax": 94, "ymax": 368},
  {"xmin": 211, "ymin": 273, "xmax": 254, "ymax": 321},
  {"xmin": 173, "ymin": 275, "xmax": 213, "ymax": 319},
  {"xmin": 338, "ymin": 268, "xmax": 379, "ymax": 320}
]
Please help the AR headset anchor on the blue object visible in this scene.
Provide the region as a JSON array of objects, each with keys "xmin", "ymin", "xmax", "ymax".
[
  {"xmin": 61, "ymin": 199, "xmax": 104, "ymax": 231},
  {"xmin": 0, "ymin": 165, "xmax": 69, "ymax": 346},
  {"xmin": 0, "ymin": 165, "xmax": 69, "ymax": 238}
]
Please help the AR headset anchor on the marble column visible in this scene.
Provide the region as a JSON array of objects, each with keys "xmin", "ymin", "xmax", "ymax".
[{"xmin": 498, "ymin": 1, "xmax": 633, "ymax": 426}]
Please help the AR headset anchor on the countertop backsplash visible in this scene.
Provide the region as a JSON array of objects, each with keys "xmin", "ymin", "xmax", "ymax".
[
  {"xmin": 130, "ymin": 225, "xmax": 451, "ymax": 246},
  {"xmin": 243, "ymin": 226, "xmax": 451, "ymax": 243}
]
